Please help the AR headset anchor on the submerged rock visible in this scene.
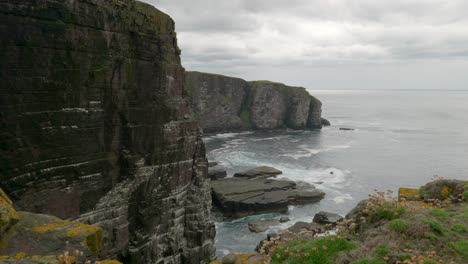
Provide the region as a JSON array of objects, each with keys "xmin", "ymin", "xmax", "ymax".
[
  {"xmin": 211, "ymin": 178, "xmax": 325, "ymax": 217},
  {"xmin": 313, "ymin": 211, "xmax": 343, "ymax": 225},
  {"xmin": 340, "ymin": 127, "xmax": 355, "ymax": 131},
  {"xmin": 233, "ymin": 166, "xmax": 283, "ymax": 179},
  {"xmin": 279, "ymin": 217, "xmax": 290, "ymax": 223}
]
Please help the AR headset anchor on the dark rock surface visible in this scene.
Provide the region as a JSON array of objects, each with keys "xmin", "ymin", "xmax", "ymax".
[
  {"xmin": 279, "ymin": 217, "xmax": 290, "ymax": 223},
  {"xmin": 0, "ymin": 1, "xmax": 214, "ymax": 263},
  {"xmin": 233, "ymin": 166, "xmax": 282, "ymax": 179},
  {"xmin": 211, "ymin": 178, "xmax": 325, "ymax": 217},
  {"xmin": 248, "ymin": 219, "xmax": 280, "ymax": 233},
  {"xmin": 208, "ymin": 161, "xmax": 219, "ymax": 167},
  {"xmin": 321, "ymin": 118, "xmax": 331, "ymax": 126},
  {"xmin": 185, "ymin": 72, "xmax": 324, "ymax": 132},
  {"xmin": 342, "ymin": 199, "xmax": 370, "ymax": 234},
  {"xmin": 340, "ymin": 127, "xmax": 355, "ymax": 131},
  {"xmin": 313, "ymin": 211, "xmax": 343, "ymax": 225},
  {"xmin": 287, "ymin": 221, "xmax": 325, "ymax": 234},
  {"xmin": 208, "ymin": 166, "xmax": 227, "ymax": 180}
]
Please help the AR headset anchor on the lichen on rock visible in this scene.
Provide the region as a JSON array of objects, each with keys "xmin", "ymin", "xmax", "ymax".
[{"xmin": 0, "ymin": 188, "xmax": 19, "ymax": 235}]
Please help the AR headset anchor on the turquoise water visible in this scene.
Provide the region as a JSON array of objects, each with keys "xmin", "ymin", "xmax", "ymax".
[{"xmin": 205, "ymin": 90, "xmax": 468, "ymax": 257}]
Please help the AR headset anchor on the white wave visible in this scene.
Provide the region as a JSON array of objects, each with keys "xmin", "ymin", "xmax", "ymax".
[
  {"xmin": 279, "ymin": 144, "xmax": 351, "ymax": 160},
  {"xmin": 251, "ymin": 137, "xmax": 276, "ymax": 142},
  {"xmin": 212, "ymin": 131, "xmax": 253, "ymax": 139},
  {"xmin": 332, "ymin": 193, "xmax": 353, "ymax": 204}
]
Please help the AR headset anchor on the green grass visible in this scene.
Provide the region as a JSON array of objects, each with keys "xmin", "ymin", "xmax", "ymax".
[
  {"xmin": 271, "ymin": 236, "xmax": 356, "ymax": 264},
  {"xmin": 372, "ymin": 203, "xmax": 406, "ymax": 221},
  {"xmin": 424, "ymin": 232, "xmax": 439, "ymax": 241},
  {"xmin": 422, "ymin": 218, "xmax": 444, "ymax": 235},
  {"xmin": 398, "ymin": 254, "xmax": 412, "ymax": 261},
  {"xmin": 389, "ymin": 219, "xmax": 409, "ymax": 233},
  {"xmin": 374, "ymin": 245, "xmax": 389, "ymax": 258},
  {"xmin": 448, "ymin": 239, "xmax": 468, "ymax": 259},
  {"xmin": 429, "ymin": 208, "xmax": 448, "ymax": 219},
  {"xmin": 451, "ymin": 224, "xmax": 467, "ymax": 234}
]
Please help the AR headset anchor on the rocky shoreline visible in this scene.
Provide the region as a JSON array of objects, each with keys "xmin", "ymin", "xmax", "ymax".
[{"xmin": 210, "ymin": 179, "xmax": 468, "ymax": 264}]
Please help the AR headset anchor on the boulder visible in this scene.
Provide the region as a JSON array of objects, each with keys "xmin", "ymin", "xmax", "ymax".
[
  {"xmin": 287, "ymin": 221, "xmax": 325, "ymax": 233},
  {"xmin": 233, "ymin": 166, "xmax": 282, "ymax": 179},
  {"xmin": 321, "ymin": 118, "xmax": 331, "ymax": 126},
  {"xmin": 279, "ymin": 217, "xmax": 290, "ymax": 223},
  {"xmin": 345, "ymin": 199, "xmax": 369, "ymax": 231},
  {"xmin": 209, "ymin": 166, "xmax": 227, "ymax": 180},
  {"xmin": 420, "ymin": 179, "xmax": 465, "ymax": 200},
  {"xmin": 248, "ymin": 219, "xmax": 280, "ymax": 233},
  {"xmin": 221, "ymin": 253, "xmax": 237, "ymax": 264},
  {"xmin": 211, "ymin": 178, "xmax": 325, "ymax": 217},
  {"xmin": 313, "ymin": 211, "xmax": 343, "ymax": 225}
]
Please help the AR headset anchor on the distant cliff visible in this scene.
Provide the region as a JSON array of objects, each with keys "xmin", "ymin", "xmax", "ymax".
[
  {"xmin": 0, "ymin": 0, "xmax": 214, "ymax": 263},
  {"xmin": 185, "ymin": 71, "xmax": 324, "ymax": 132}
]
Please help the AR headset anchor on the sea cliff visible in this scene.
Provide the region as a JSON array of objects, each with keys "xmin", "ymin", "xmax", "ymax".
[
  {"xmin": 0, "ymin": 0, "xmax": 214, "ymax": 263},
  {"xmin": 185, "ymin": 71, "xmax": 324, "ymax": 132}
]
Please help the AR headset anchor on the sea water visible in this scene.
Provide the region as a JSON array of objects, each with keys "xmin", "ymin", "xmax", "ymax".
[{"xmin": 205, "ymin": 90, "xmax": 468, "ymax": 257}]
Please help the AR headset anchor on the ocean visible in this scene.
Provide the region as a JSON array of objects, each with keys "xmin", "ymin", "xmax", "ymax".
[{"xmin": 204, "ymin": 90, "xmax": 468, "ymax": 257}]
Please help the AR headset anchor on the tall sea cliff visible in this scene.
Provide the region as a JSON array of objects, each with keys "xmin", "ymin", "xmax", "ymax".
[
  {"xmin": 0, "ymin": 0, "xmax": 214, "ymax": 263},
  {"xmin": 185, "ymin": 71, "xmax": 324, "ymax": 133}
]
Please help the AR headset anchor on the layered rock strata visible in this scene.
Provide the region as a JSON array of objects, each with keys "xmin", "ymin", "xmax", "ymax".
[
  {"xmin": 0, "ymin": 0, "xmax": 214, "ymax": 263},
  {"xmin": 211, "ymin": 178, "xmax": 325, "ymax": 218},
  {"xmin": 185, "ymin": 72, "xmax": 324, "ymax": 132}
]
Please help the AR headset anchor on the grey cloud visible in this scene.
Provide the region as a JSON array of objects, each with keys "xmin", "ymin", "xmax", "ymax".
[{"xmin": 143, "ymin": 0, "xmax": 468, "ymax": 90}]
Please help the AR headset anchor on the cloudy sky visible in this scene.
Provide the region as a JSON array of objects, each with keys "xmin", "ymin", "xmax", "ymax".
[{"xmin": 145, "ymin": 0, "xmax": 468, "ymax": 90}]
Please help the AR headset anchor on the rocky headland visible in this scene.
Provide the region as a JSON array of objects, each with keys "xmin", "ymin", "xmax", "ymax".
[{"xmin": 185, "ymin": 71, "xmax": 329, "ymax": 133}]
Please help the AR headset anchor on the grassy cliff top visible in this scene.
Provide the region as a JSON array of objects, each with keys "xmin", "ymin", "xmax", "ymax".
[{"xmin": 256, "ymin": 179, "xmax": 468, "ymax": 264}]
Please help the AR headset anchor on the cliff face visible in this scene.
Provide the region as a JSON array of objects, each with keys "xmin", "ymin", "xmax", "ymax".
[
  {"xmin": 185, "ymin": 71, "xmax": 323, "ymax": 132},
  {"xmin": 0, "ymin": 0, "xmax": 214, "ymax": 263}
]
